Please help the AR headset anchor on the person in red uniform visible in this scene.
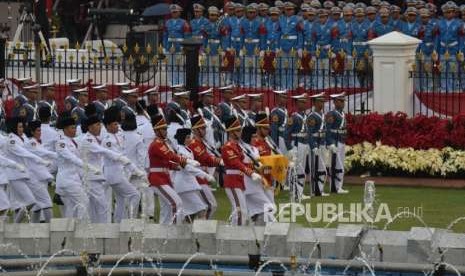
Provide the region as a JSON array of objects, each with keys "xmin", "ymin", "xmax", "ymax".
[
  {"xmin": 188, "ymin": 115, "xmax": 224, "ymax": 219},
  {"xmin": 148, "ymin": 114, "xmax": 200, "ymax": 224},
  {"xmin": 221, "ymin": 117, "xmax": 262, "ymax": 226},
  {"xmin": 251, "ymin": 112, "xmax": 281, "ymax": 204}
]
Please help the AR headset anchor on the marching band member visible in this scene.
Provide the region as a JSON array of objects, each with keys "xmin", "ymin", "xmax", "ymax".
[
  {"xmin": 148, "ymin": 115, "xmax": 199, "ymax": 224},
  {"xmin": 326, "ymin": 92, "xmax": 349, "ymax": 194},
  {"xmin": 188, "ymin": 115, "xmax": 224, "ymax": 219},
  {"xmin": 221, "ymin": 117, "xmax": 262, "ymax": 226}
]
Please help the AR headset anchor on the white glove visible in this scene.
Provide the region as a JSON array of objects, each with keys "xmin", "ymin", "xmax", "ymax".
[
  {"xmin": 288, "ymin": 148, "xmax": 297, "ymax": 161},
  {"xmin": 312, "ymin": 147, "xmax": 319, "ymax": 154},
  {"xmin": 251, "ymin": 173, "xmax": 262, "ymax": 182},
  {"xmin": 259, "ymin": 50, "xmax": 265, "ymax": 57},
  {"xmin": 239, "ymin": 49, "xmax": 245, "ymax": 56},
  {"xmin": 186, "ymin": 159, "xmax": 201, "ymax": 167},
  {"xmin": 118, "ymin": 156, "xmax": 131, "ymax": 165},
  {"xmin": 88, "ymin": 165, "xmax": 101, "ymax": 175},
  {"xmin": 16, "ymin": 164, "xmax": 26, "ymax": 172},
  {"xmin": 219, "ymin": 159, "xmax": 224, "ymax": 166},
  {"xmin": 288, "ymin": 161, "xmax": 295, "ymax": 168},
  {"xmin": 134, "ymin": 169, "xmax": 146, "ymax": 178},
  {"xmin": 297, "ymin": 49, "xmax": 303, "ymax": 58},
  {"xmin": 329, "ymin": 144, "xmax": 338, "ymax": 153},
  {"xmin": 206, "ymin": 174, "xmax": 216, "ymax": 183},
  {"xmin": 40, "ymin": 159, "xmax": 52, "ymax": 167}
]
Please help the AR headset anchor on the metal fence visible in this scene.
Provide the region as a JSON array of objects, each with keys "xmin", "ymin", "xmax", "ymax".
[
  {"xmin": 411, "ymin": 52, "xmax": 465, "ymax": 117},
  {"xmin": 1, "ymin": 39, "xmax": 374, "ymax": 114}
]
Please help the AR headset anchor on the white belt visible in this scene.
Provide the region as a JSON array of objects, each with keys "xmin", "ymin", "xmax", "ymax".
[
  {"xmin": 208, "ymin": 39, "xmax": 220, "ymax": 44},
  {"xmin": 440, "ymin": 41, "xmax": 458, "ymax": 47},
  {"xmin": 292, "ymin": 133, "xmax": 307, "ymax": 138},
  {"xmin": 320, "ymin": 44, "xmax": 331, "ymax": 50},
  {"xmin": 353, "ymin": 42, "xmax": 366, "ymax": 46},
  {"xmin": 168, "ymin": 38, "xmax": 184, "ymax": 42},
  {"xmin": 232, "ymin": 37, "xmax": 242, "ymax": 42},
  {"xmin": 278, "ymin": 127, "xmax": 286, "ymax": 132},
  {"xmin": 330, "ymin": 129, "xmax": 346, "ymax": 134},
  {"xmin": 340, "ymin": 38, "xmax": 349, "ymax": 42},
  {"xmin": 244, "ymin": 38, "xmax": 259, "ymax": 43},
  {"xmin": 312, "ymin": 133, "xmax": 325, "ymax": 137},
  {"xmin": 282, "ymin": 35, "xmax": 297, "ymax": 40},
  {"xmin": 226, "ymin": 169, "xmax": 242, "ymax": 175},
  {"xmin": 192, "ymin": 35, "xmax": 203, "ymax": 40},
  {"xmin": 150, "ymin": 168, "xmax": 168, "ymax": 173}
]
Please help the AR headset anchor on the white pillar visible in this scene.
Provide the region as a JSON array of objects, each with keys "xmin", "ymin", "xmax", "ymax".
[{"xmin": 368, "ymin": 31, "xmax": 421, "ymax": 117}]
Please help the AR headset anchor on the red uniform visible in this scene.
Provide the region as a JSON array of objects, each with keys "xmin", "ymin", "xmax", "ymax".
[
  {"xmin": 221, "ymin": 140, "xmax": 254, "ymax": 190},
  {"xmin": 188, "ymin": 137, "xmax": 221, "ymax": 185},
  {"xmin": 148, "ymin": 138, "xmax": 187, "ymax": 187},
  {"xmin": 251, "ymin": 137, "xmax": 273, "ymax": 184}
]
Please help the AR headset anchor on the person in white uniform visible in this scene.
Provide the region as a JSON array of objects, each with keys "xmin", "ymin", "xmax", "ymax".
[
  {"xmin": 172, "ymin": 128, "xmax": 213, "ymax": 222},
  {"xmin": 5, "ymin": 117, "xmax": 50, "ymax": 222},
  {"xmin": 80, "ymin": 115, "xmax": 132, "ymax": 223},
  {"xmin": 24, "ymin": 121, "xmax": 57, "ymax": 223},
  {"xmin": 102, "ymin": 107, "xmax": 142, "ymax": 223},
  {"xmin": 240, "ymin": 126, "xmax": 274, "ymax": 225},
  {"xmin": 0, "ymin": 134, "xmax": 24, "ymax": 217},
  {"xmin": 121, "ymin": 112, "xmax": 151, "ymax": 219},
  {"xmin": 55, "ymin": 116, "xmax": 99, "ymax": 219}
]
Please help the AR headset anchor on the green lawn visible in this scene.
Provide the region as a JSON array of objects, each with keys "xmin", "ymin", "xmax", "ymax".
[
  {"xmin": 211, "ymin": 185, "xmax": 465, "ymax": 232},
  {"xmin": 47, "ymin": 184, "xmax": 465, "ymax": 232}
]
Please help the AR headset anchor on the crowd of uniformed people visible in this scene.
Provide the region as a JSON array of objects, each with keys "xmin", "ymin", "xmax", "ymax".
[{"xmin": 0, "ymin": 77, "xmax": 348, "ymax": 225}]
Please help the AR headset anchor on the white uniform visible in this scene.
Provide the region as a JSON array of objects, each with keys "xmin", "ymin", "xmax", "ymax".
[
  {"xmin": 55, "ymin": 135, "xmax": 88, "ymax": 219},
  {"xmin": 79, "ymin": 132, "xmax": 123, "ymax": 223},
  {"xmin": 240, "ymin": 142, "xmax": 273, "ymax": 222},
  {"xmin": 171, "ymin": 145, "xmax": 208, "ymax": 217},
  {"xmin": 0, "ymin": 136, "xmax": 21, "ymax": 212},
  {"xmin": 167, "ymin": 122, "xmax": 183, "ymax": 147},
  {"xmin": 102, "ymin": 132, "xmax": 141, "ymax": 222},
  {"xmin": 136, "ymin": 115, "xmax": 156, "ymax": 218},
  {"xmin": 4, "ymin": 133, "xmax": 45, "ymax": 213},
  {"xmin": 24, "ymin": 137, "xmax": 56, "ymax": 222},
  {"xmin": 122, "ymin": 129, "xmax": 153, "ymax": 219}
]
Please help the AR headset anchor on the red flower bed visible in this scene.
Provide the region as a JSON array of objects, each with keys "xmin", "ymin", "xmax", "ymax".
[{"xmin": 346, "ymin": 112, "xmax": 465, "ymax": 150}]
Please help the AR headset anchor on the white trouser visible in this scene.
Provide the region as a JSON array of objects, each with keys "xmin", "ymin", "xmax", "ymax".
[
  {"xmin": 329, "ymin": 143, "xmax": 345, "ymax": 191},
  {"xmin": 111, "ymin": 179, "xmax": 141, "ymax": 223},
  {"xmin": 141, "ymin": 186, "xmax": 156, "ymax": 219},
  {"xmin": 60, "ymin": 185, "xmax": 89, "ymax": 219},
  {"xmin": 178, "ymin": 190, "xmax": 207, "ymax": 218},
  {"xmin": 28, "ymin": 179, "xmax": 53, "ymax": 211},
  {"xmin": 245, "ymin": 189, "xmax": 274, "ymax": 218},
  {"xmin": 199, "ymin": 185, "xmax": 217, "ymax": 219},
  {"xmin": 0, "ymin": 184, "xmax": 10, "ymax": 211},
  {"xmin": 87, "ymin": 180, "xmax": 111, "ymax": 223},
  {"xmin": 311, "ymin": 147, "xmax": 328, "ymax": 195},
  {"xmin": 278, "ymin": 136, "xmax": 288, "ymax": 155},
  {"xmin": 296, "ymin": 143, "xmax": 310, "ymax": 196},
  {"xmin": 151, "ymin": 185, "xmax": 184, "ymax": 224},
  {"xmin": 225, "ymin": 188, "xmax": 248, "ymax": 226},
  {"xmin": 9, "ymin": 179, "xmax": 36, "ymax": 209}
]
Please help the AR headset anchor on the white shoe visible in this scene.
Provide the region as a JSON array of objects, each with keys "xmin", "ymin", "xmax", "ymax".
[
  {"xmin": 337, "ymin": 188, "xmax": 349, "ymax": 194},
  {"xmin": 321, "ymin": 192, "xmax": 330, "ymax": 197},
  {"xmin": 301, "ymin": 194, "xmax": 311, "ymax": 200}
]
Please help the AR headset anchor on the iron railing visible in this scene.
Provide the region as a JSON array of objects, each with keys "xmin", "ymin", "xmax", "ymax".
[{"xmin": 2, "ymin": 40, "xmax": 373, "ymax": 114}]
